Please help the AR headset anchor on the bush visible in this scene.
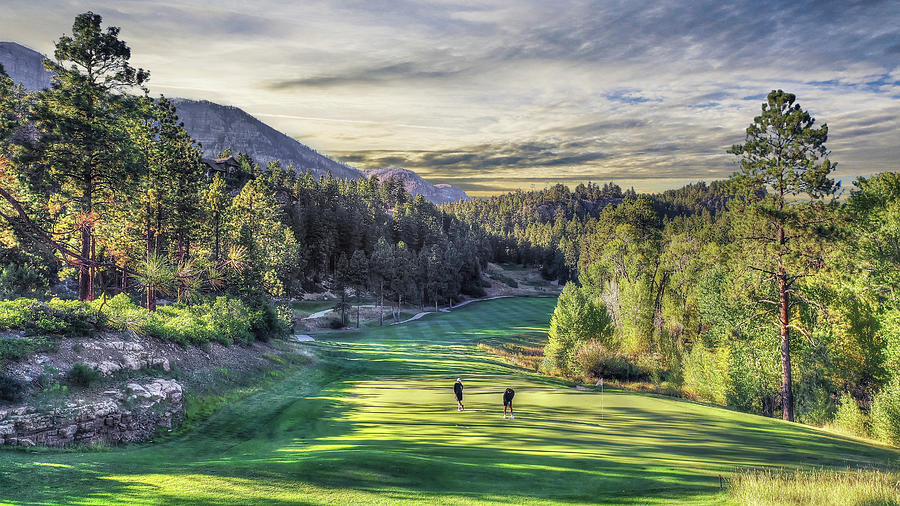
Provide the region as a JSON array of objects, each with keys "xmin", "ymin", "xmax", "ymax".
[
  {"xmin": 0, "ymin": 374, "xmax": 25, "ymax": 403},
  {"xmin": 0, "ymin": 298, "xmax": 40, "ymax": 328},
  {"xmin": 488, "ymin": 271, "xmax": 518, "ymax": 288},
  {"xmin": 573, "ymin": 340, "xmax": 644, "ymax": 381},
  {"xmin": 871, "ymin": 377, "xmax": 900, "ymax": 446},
  {"xmin": 796, "ymin": 381, "xmax": 836, "ymax": 427},
  {"xmin": 32, "ymin": 382, "xmax": 67, "ymax": 411},
  {"xmin": 92, "ymin": 293, "xmax": 264, "ymax": 346},
  {"xmin": 0, "ymin": 336, "xmax": 59, "ymax": 364},
  {"xmin": 829, "ymin": 392, "xmax": 870, "ymax": 438},
  {"xmin": 682, "ymin": 343, "xmax": 730, "ymax": 405},
  {"xmin": 0, "ymin": 262, "xmax": 48, "ymax": 299},
  {"xmin": 36, "ymin": 365, "xmax": 59, "ymax": 390},
  {"xmin": 543, "ymin": 283, "xmax": 612, "ymax": 375},
  {"xmin": 0, "ymin": 298, "xmax": 97, "ymax": 336},
  {"xmin": 67, "ymin": 362, "xmax": 101, "ymax": 387},
  {"xmin": 207, "ymin": 297, "xmax": 252, "ymax": 344},
  {"xmin": 247, "ymin": 302, "xmax": 289, "ymax": 341},
  {"xmin": 0, "ymin": 294, "xmax": 282, "ymax": 348}
]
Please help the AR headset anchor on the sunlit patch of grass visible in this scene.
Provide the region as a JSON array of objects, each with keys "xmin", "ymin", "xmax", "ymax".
[{"xmin": 727, "ymin": 467, "xmax": 900, "ymax": 505}]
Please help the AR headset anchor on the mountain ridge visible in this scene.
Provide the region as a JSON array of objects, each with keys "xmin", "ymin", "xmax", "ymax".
[
  {"xmin": 363, "ymin": 167, "xmax": 469, "ymax": 204},
  {"xmin": 0, "ymin": 41, "xmax": 469, "ymax": 203}
]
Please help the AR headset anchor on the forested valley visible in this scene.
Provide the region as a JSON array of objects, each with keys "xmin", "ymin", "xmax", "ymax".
[{"xmin": 1, "ymin": 12, "xmax": 899, "ymax": 453}]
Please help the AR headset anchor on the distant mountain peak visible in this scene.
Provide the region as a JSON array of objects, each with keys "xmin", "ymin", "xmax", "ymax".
[
  {"xmin": 363, "ymin": 167, "xmax": 469, "ymax": 204},
  {"xmin": 0, "ymin": 42, "xmax": 464, "ymax": 204},
  {"xmin": 168, "ymin": 98, "xmax": 362, "ymax": 181},
  {"xmin": 0, "ymin": 42, "xmax": 52, "ymax": 91}
]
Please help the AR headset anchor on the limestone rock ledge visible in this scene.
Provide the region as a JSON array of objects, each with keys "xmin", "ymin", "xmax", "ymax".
[{"xmin": 0, "ymin": 379, "xmax": 183, "ymax": 447}]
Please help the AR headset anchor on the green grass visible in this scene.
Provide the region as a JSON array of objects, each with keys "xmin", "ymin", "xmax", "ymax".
[{"xmin": 0, "ymin": 297, "xmax": 897, "ymax": 504}]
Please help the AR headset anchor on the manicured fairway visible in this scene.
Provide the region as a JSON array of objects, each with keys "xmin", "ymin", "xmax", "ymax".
[{"xmin": 0, "ymin": 297, "xmax": 897, "ymax": 504}]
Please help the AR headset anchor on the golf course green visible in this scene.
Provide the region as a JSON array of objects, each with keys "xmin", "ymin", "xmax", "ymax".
[{"xmin": 1, "ymin": 297, "xmax": 897, "ymax": 504}]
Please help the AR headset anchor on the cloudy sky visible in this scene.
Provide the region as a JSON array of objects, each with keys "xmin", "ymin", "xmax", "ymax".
[{"xmin": 2, "ymin": 0, "xmax": 899, "ymax": 196}]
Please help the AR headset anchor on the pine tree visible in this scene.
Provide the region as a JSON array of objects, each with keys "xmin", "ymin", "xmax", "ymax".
[
  {"xmin": 18, "ymin": 12, "xmax": 148, "ymax": 301},
  {"xmin": 729, "ymin": 90, "xmax": 838, "ymax": 421},
  {"xmin": 202, "ymin": 174, "xmax": 229, "ymax": 263},
  {"xmin": 348, "ymin": 249, "xmax": 369, "ymax": 328}
]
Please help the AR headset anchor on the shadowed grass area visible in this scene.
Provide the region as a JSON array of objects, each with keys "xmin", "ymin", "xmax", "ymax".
[{"xmin": 0, "ymin": 297, "xmax": 897, "ymax": 504}]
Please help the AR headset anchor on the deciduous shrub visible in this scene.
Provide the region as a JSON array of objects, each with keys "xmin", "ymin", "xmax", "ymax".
[
  {"xmin": 0, "ymin": 262, "xmax": 48, "ymax": 299},
  {"xmin": 682, "ymin": 343, "xmax": 730, "ymax": 405},
  {"xmin": 829, "ymin": 392, "xmax": 870, "ymax": 438},
  {"xmin": 208, "ymin": 297, "xmax": 252, "ymax": 344},
  {"xmin": 543, "ymin": 283, "xmax": 613, "ymax": 376},
  {"xmin": 0, "ymin": 298, "xmax": 97, "ymax": 336},
  {"xmin": 573, "ymin": 339, "xmax": 644, "ymax": 381},
  {"xmin": 871, "ymin": 377, "xmax": 900, "ymax": 446},
  {"xmin": 0, "ymin": 336, "xmax": 59, "ymax": 364},
  {"xmin": 0, "ymin": 294, "xmax": 286, "ymax": 348}
]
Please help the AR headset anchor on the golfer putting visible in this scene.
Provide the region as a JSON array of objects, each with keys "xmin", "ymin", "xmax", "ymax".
[
  {"xmin": 503, "ymin": 387, "xmax": 515, "ymax": 418},
  {"xmin": 454, "ymin": 378, "xmax": 465, "ymax": 411}
]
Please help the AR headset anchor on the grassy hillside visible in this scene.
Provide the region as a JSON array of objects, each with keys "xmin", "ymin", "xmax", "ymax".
[{"xmin": 0, "ymin": 297, "xmax": 897, "ymax": 504}]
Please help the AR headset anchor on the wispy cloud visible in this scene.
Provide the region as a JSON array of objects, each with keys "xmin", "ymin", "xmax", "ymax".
[{"xmin": 2, "ymin": 0, "xmax": 898, "ymax": 196}]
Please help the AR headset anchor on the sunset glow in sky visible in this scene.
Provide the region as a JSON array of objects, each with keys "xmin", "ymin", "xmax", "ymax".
[{"xmin": 3, "ymin": 0, "xmax": 899, "ymax": 196}]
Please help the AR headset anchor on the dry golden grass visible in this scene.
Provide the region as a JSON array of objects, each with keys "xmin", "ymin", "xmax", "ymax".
[{"xmin": 727, "ymin": 468, "xmax": 900, "ymax": 505}]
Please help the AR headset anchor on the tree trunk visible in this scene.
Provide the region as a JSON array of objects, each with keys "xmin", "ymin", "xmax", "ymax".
[
  {"xmin": 214, "ymin": 213, "xmax": 220, "ymax": 262},
  {"xmin": 88, "ymin": 238, "xmax": 96, "ymax": 301},
  {"xmin": 145, "ymin": 207, "xmax": 156, "ymax": 311},
  {"xmin": 79, "ymin": 200, "xmax": 92, "ymax": 301},
  {"xmin": 147, "ymin": 286, "xmax": 157, "ymax": 312},
  {"xmin": 779, "ymin": 264, "xmax": 794, "ymax": 422},
  {"xmin": 775, "ymin": 180, "xmax": 794, "ymax": 422}
]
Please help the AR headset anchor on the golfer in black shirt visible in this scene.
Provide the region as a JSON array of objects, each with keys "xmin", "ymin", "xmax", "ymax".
[
  {"xmin": 503, "ymin": 388, "xmax": 515, "ymax": 418},
  {"xmin": 454, "ymin": 378, "xmax": 464, "ymax": 411}
]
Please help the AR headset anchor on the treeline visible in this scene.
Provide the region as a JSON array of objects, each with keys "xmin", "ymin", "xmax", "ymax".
[
  {"xmin": 443, "ymin": 182, "xmax": 634, "ymax": 281},
  {"xmin": 0, "ymin": 12, "xmax": 488, "ymax": 319},
  {"xmin": 443, "ymin": 180, "xmax": 732, "ymax": 283}
]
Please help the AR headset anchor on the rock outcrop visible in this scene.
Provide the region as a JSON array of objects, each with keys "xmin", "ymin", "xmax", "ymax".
[
  {"xmin": 0, "ymin": 379, "xmax": 183, "ymax": 447},
  {"xmin": 0, "ymin": 42, "xmax": 51, "ymax": 91},
  {"xmin": 363, "ymin": 167, "xmax": 469, "ymax": 204},
  {"xmin": 170, "ymin": 98, "xmax": 363, "ymax": 180}
]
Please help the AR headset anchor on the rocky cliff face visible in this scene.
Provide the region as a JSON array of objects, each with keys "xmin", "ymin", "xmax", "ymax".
[
  {"xmin": 363, "ymin": 167, "xmax": 469, "ymax": 204},
  {"xmin": 170, "ymin": 99, "xmax": 363, "ymax": 180},
  {"xmin": 0, "ymin": 379, "xmax": 183, "ymax": 447},
  {"xmin": 0, "ymin": 42, "xmax": 52, "ymax": 91}
]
